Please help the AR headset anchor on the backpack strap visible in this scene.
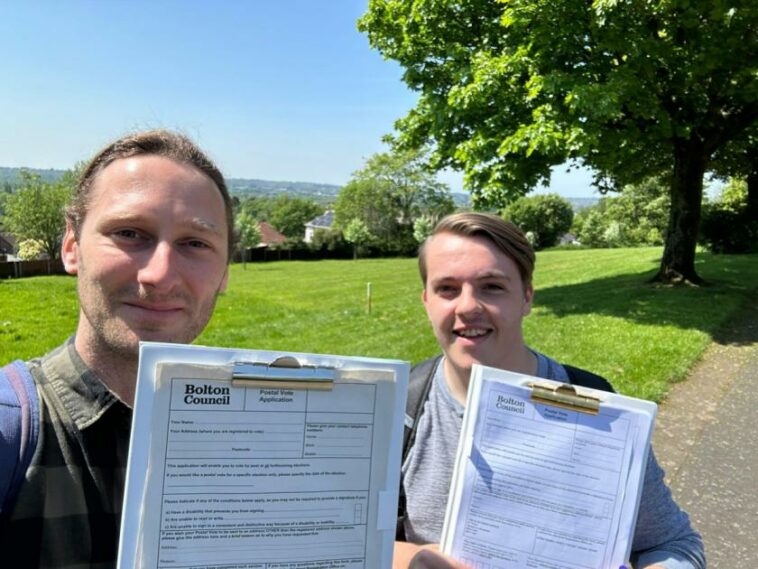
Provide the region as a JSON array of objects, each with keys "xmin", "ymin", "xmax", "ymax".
[
  {"xmin": 0, "ymin": 360, "xmax": 40, "ymax": 519},
  {"xmin": 403, "ymin": 355, "xmax": 442, "ymax": 458},
  {"xmin": 397, "ymin": 354, "xmax": 442, "ymax": 541},
  {"xmin": 564, "ymin": 364, "xmax": 615, "ymax": 393}
]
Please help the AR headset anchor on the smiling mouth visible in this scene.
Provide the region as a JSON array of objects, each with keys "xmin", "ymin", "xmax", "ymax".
[
  {"xmin": 124, "ymin": 302, "xmax": 184, "ymax": 313},
  {"xmin": 454, "ymin": 328, "xmax": 491, "ymax": 339}
]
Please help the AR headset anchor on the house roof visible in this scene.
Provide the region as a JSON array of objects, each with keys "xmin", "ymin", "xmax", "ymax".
[
  {"xmin": 258, "ymin": 221, "xmax": 287, "ymax": 247},
  {"xmin": 0, "ymin": 232, "xmax": 17, "ymax": 254},
  {"xmin": 305, "ymin": 210, "xmax": 334, "ymax": 229}
]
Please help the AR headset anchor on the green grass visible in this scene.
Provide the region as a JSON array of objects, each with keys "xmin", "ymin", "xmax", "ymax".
[{"xmin": 2, "ymin": 248, "xmax": 756, "ymax": 402}]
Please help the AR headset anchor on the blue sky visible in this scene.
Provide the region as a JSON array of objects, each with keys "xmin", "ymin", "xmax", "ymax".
[{"xmin": 0, "ymin": 0, "xmax": 599, "ymax": 197}]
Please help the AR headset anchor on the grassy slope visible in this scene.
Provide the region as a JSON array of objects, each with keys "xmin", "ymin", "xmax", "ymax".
[{"xmin": 1, "ymin": 248, "xmax": 756, "ymax": 402}]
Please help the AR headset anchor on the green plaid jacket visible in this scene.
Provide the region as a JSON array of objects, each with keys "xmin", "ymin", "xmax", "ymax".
[{"xmin": 0, "ymin": 339, "xmax": 131, "ymax": 568}]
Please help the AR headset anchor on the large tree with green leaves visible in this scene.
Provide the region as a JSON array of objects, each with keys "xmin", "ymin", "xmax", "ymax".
[
  {"xmin": 360, "ymin": 0, "xmax": 758, "ymax": 283},
  {"xmin": 2, "ymin": 170, "xmax": 73, "ymax": 260}
]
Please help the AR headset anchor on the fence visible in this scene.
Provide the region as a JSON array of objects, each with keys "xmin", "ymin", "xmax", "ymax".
[
  {"xmin": 0, "ymin": 259, "xmax": 66, "ymax": 279},
  {"xmin": 0, "ymin": 247, "xmax": 373, "ymax": 279},
  {"xmin": 235, "ymin": 247, "xmax": 354, "ymax": 263}
]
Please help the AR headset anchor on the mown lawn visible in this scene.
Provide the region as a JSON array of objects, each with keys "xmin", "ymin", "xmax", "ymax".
[{"xmin": 1, "ymin": 248, "xmax": 756, "ymax": 402}]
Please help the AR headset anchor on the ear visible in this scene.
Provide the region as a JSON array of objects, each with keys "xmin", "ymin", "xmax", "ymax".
[
  {"xmin": 61, "ymin": 224, "xmax": 79, "ymax": 276},
  {"xmin": 522, "ymin": 283, "xmax": 534, "ymax": 317}
]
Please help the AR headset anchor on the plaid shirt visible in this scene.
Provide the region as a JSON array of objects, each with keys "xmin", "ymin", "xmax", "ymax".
[{"xmin": 1, "ymin": 339, "xmax": 132, "ymax": 568}]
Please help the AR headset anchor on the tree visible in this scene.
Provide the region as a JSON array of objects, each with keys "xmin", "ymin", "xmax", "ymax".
[
  {"xmin": 354, "ymin": 148, "xmax": 455, "ymax": 226},
  {"xmin": 360, "ymin": 0, "xmax": 758, "ymax": 283},
  {"xmin": 334, "ymin": 148, "xmax": 454, "ymax": 255},
  {"xmin": 343, "ymin": 218, "xmax": 374, "ymax": 259},
  {"xmin": 574, "ymin": 177, "xmax": 670, "ymax": 248},
  {"xmin": 237, "ymin": 195, "xmax": 322, "ymax": 242},
  {"xmin": 2, "ymin": 170, "xmax": 73, "ymax": 260},
  {"xmin": 268, "ymin": 196, "xmax": 323, "ymax": 240},
  {"xmin": 235, "ymin": 211, "xmax": 261, "ymax": 269},
  {"xmin": 502, "ymin": 194, "xmax": 573, "ymax": 250}
]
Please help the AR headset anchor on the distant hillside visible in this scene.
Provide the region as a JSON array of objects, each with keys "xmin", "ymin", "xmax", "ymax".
[
  {"xmin": 0, "ymin": 166, "xmax": 66, "ymax": 188},
  {"xmin": 0, "ymin": 166, "xmax": 473, "ymax": 207},
  {"xmin": 567, "ymin": 197, "xmax": 599, "ymax": 210},
  {"xmin": 1, "ymin": 166, "xmax": 591, "ymax": 210},
  {"xmin": 226, "ymin": 178, "xmax": 342, "ymax": 203}
]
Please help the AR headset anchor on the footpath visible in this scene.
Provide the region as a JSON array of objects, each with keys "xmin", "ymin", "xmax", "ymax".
[{"xmin": 652, "ymin": 295, "xmax": 758, "ymax": 568}]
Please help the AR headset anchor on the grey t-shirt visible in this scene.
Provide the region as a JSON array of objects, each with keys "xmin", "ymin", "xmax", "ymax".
[{"xmin": 401, "ymin": 354, "xmax": 705, "ymax": 569}]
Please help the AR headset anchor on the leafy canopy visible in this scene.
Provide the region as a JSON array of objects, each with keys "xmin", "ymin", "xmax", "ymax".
[{"xmin": 360, "ymin": 0, "xmax": 757, "ymax": 206}]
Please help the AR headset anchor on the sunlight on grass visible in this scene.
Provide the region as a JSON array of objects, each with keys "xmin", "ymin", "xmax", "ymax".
[{"xmin": 1, "ymin": 249, "xmax": 756, "ymax": 402}]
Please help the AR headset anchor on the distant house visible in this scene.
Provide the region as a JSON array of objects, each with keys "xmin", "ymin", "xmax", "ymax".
[
  {"xmin": 559, "ymin": 233, "xmax": 580, "ymax": 246},
  {"xmin": 258, "ymin": 221, "xmax": 288, "ymax": 248},
  {"xmin": 304, "ymin": 210, "xmax": 334, "ymax": 243},
  {"xmin": 0, "ymin": 232, "xmax": 17, "ymax": 260}
]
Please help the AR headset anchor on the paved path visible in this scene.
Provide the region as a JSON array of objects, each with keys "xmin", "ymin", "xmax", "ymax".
[{"xmin": 652, "ymin": 297, "xmax": 758, "ymax": 568}]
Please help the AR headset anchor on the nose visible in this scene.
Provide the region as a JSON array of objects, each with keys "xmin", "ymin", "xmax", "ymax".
[
  {"xmin": 137, "ymin": 241, "xmax": 180, "ymax": 290},
  {"xmin": 456, "ymin": 285, "xmax": 482, "ymax": 317}
]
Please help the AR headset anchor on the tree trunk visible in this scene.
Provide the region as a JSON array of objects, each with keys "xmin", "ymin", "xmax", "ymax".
[{"xmin": 653, "ymin": 142, "xmax": 708, "ymax": 285}]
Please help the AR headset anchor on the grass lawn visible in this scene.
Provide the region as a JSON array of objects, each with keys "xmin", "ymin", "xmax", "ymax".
[{"xmin": 1, "ymin": 247, "xmax": 756, "ymax": 402}]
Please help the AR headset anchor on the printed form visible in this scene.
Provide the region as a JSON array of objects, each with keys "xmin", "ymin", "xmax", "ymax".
[
  {"xmin": 441, "ymin": 365, "xmax": 655, "ymax": 569},
  {"xmin": 119, "ymin": 346, "xmax": 407, "ymax": 569}
]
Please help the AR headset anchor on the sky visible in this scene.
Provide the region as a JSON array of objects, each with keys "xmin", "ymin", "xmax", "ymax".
[{"xmin": 0, "ymin": 0, "xmax": 600, "ymax": 198}]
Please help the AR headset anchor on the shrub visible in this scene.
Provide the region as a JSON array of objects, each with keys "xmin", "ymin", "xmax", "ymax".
[{"xmin": 502, "ymin": 193, "xmax": 573, "ymax": 250}]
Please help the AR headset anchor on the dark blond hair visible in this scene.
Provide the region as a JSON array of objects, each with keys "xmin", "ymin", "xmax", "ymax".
[
  {"xmin": 66, "ymin": 129, "xmax": 235, "ymax": 259},
  {"xmin": 418, "ymin": 212, "xmax": 535, "ymax": 287}
]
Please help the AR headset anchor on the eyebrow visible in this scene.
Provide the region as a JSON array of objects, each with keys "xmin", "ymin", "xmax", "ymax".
[
  {"xmin": 189, "ymin": 217, "xmax": 224, "ymax": 237},
  {"xmin": 100, "ymin": 213, "xmax": 224, "ymax": 238},
  {"xmin": 432, "ymin": 270, "xmax": 512, "ymax": 281}
]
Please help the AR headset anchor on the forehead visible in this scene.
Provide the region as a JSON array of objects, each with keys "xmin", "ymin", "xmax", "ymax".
[
  {"xmin": 84, "ymin": 155, "xmax": 228, "ymax": 239},
  {"xmin": 424, "ymin": 232, "xmax": 520, "ymax": 279},
  {"xmin": 86, "ymin": 155, "xmax": 226, "ymax": 223}
]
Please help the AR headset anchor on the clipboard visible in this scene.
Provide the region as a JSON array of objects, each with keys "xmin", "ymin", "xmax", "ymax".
[
  {"xmin": 118, "ymin": 342, "xmax": 409, "ymax": 569},
  {"xmin": 440, "ymin": 364, "xmax": 657, "ymax": 569}
]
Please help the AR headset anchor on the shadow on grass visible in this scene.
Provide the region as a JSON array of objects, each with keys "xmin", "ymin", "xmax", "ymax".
[{"xmin": 534, "ymin": 254, "xmax": 758, "ymax": 348}]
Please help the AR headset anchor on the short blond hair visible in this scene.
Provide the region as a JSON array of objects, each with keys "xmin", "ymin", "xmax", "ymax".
[{"xmin": 418, "ymin": 212, "xmax": 535, "ymax": 287}]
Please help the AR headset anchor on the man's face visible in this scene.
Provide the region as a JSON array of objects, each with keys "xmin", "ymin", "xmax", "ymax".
[
  {"xmin": 422, "ymin": 232, "xmax": 533, "ymax": 378},
  {"xmin": 62, "ymin": 155, "xmax": 229, "ymax": 359}
]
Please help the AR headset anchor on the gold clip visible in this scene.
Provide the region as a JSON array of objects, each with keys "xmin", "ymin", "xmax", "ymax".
[{"xmin": 529, "ymin": 382, "xmax": 600, "ymax": 414}]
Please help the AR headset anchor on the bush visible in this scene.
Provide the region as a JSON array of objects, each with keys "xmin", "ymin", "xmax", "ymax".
[
  {"xmin": 699, "ymin": 207, "xmax": 757, "ymax": 254},
  {"xmin": 309, "ymin": 228, "xmax": 349, "ymax": 254},
  {"xmin": 699, "ymin": 179, "xmax": 758, "ymax": 254},
  {"xmin": 502, "ymin": 193, "xmax": 573, "ymax": 250}
]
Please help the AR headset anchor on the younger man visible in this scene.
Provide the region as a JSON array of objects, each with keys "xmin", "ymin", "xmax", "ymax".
[{"xmin": 397, "ymin": 212, "xmax": 704, "ymax": 569}]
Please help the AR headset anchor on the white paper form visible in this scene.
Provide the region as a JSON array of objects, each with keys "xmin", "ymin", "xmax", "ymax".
[
  {"xmin": 118, "ymin": 343, "xmax": 408, "ymax": 569},
  {"xmin": 441, "ymin": 365, "xmax": 656, "ymax": 569}
]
